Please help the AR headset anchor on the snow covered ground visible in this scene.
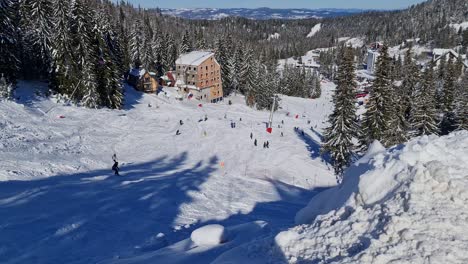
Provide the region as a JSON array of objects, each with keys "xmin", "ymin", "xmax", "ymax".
[
  {"xmin": 0, "ymin": 81, "xmax": 336, "ymax": 263},
  {"xmin": 307, "ymin": 23, "xmax": 321, "ymax": 38},
  {"xmin": 217, "ymin": 133, "xmax": 468, "ymax": 263}
]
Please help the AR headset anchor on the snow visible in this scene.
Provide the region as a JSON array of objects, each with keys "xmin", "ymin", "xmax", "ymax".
[
  {"xmin": 267, "ymin": 32, "xmax": 280, "ymax": 40},
  {"xmin": 191, "ymin": 224, "xmax": 226, "ymax": 246},
  {"xmin": 306, "ymin": 23, "xmax": 321, "ymax": 38},
  {"xmin": 175, "ymin": 51, "xmax": 214, "ymax": 66},
  {"xmin": 278, "ymin": 50, "xmax": 321, "ymax": 70},
  {"xmin": 0, "ymin": 80, "xmax": 336, "ymax": 263},
  {"xmin": 240, "ymin": 132, "xmax": 468, "ymax": 263},
  {"xmin": 338, "ymin": 37, "xmax": 364, "ymax": 48},
  {"xmin": 450, "ymin": 21, "xmax": 468, "ymax": 32},
  {"xmin": 129, "ymin": 68, "xmax": 146, "ymax": 77}
]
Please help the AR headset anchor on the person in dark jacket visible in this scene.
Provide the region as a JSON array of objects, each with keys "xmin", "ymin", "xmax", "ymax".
[
  {"xmin": 250, "ymin": 132, "xmax": 253, "ymax": 139},
  {"xmin": 254, "ymin": 139, "xmax": 257, "ymax": 146},
  {"xmin": 112, "ymin": 154, "xmax": 119, "ymax": 176}
]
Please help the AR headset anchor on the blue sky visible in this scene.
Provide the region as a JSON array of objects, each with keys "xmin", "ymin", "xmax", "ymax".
[{"xmin": 123, "ymin": 0, "xmax": 428, "ymax": 9}]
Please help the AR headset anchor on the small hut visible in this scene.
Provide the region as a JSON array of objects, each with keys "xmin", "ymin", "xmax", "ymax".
[{"xmin": 127, "ymin": 68, "xmax": 159, "ymax": 93}]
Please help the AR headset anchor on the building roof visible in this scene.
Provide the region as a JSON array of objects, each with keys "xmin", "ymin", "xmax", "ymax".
[
  {"xmin": 433, "ymin": 48, "xmax": 456, "ymax": 57},
  {"xmin": 176, "ymin": 51, "xmax": 215, "ymax": 66},
  {"xmin": 433, "ymin": 49, "xmax": 468, "ymax": 68}
]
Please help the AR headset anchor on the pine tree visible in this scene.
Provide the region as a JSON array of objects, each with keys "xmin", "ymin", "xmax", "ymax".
[
  {"xmin": 455, "ymin": 73, "xmax": 468, "ymax": 131},
  {"xmin": 215, "ymin": 36, "xmax": 231, "ymax": 95},
  {"xmin": 383, "ymin": 79, "xmax": 409, "ymax": 147},
  {"xmin": 69, "ymin": 0, "xmax": 99, "ymax": 107},
  {"xmin": 440, "ymin": 56, "xmax": 457, "ymax": 135},
  {"xmin": 322, "ymin": 47, "xmax": 358, "ymax": 180},
  {"xmin": 254, "ymin": 64, "xmax": 277, "ymax": 110},
  {"xmin": 129, "ymin": 19, "xmax": 143, "ymax": 67},
  {"xmin": 228, "ymin": 48, "xmax": 242, "ymax": 95},
  {"xmin": 141, "ymin": 12, "xmax": 154, "ymax": 70},
  {"xmin": 360, "ymin": 45, "xmax": 392, "ymax": 149},
  {"xmin": 23, "ymin": 0, "xmax": 54, "ymax": 70},
  {"xmin": 91, "ymin": 7, "xmax": 123, "ymax": 109},
  {"xmin": 195, "ymin": 29, "xmax": 207, "ymax": 50},
  {"xmin": 50, "ymin": 0, "xmax": 72, "ymax": 95},
  {"xmin": 400, "ymin": 47, "xmax": 420, "ymax": 121},
  {"xmin": 410, "ymin": 61, "xmax": 439, "ymax": 136},
  {"xmin": 238, "ymin": 46, "xmax": 252, "ymax": 94},
  {"xmin": 180, "ymin": 30, "xmax": 192, "ymax": 54},
  {"xmin": 0, "ymin": 73, "xmax": 13, "ymax": 99},
  {"xmin": 118, "ymin": 4, "xmax": 131, "ymax": 72},
  {"xmin": 0, "ymin": 0, "xmax": 19, "ymax": 84}
]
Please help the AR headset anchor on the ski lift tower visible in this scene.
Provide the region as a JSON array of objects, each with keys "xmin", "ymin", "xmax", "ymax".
[{"xmin": 267, "ymin": 95, "xmax": 278, "ymax": 133}]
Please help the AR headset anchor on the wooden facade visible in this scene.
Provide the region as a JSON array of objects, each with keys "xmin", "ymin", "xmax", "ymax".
[{"xmin": 127, "ymin": 70, "xmax": 158, "ymax": 93}]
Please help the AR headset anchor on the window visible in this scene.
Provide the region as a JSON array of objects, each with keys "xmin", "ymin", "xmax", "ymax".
[{"xmin": 206, "ymin": 66, "xmax": 208, "ymax": 70}]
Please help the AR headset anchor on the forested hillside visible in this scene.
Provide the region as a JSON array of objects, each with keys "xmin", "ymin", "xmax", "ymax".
[{"xmin": 0, "ymin": 0, "xmax": 467, "ymax": 109}]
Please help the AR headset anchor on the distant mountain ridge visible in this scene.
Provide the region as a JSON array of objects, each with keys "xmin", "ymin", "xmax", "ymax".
[{"xmin": 159, "ymin": 8, "xmax": 369, "ymax": 20}]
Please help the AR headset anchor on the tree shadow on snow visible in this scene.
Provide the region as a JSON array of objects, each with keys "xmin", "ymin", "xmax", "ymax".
[
  {"xmin": 295, "ymin": 128, "xmax": 331, "ymax": 164},
  {"xmin": 146, "ymin": 180, "xmax": 330, "ymax": 264},
  {"xmin": 122, "ymin": 84, "xmax": 145, "ymax": 110},
  {"xmin": 0, "ymin": 152, "xmax": 218, "ymax": 264}
]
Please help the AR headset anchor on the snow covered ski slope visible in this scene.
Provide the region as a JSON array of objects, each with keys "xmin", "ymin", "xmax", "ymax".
[
  {"xmin": 220, "ymin": 132, "xmax": 468, "ymax": 264},
  {"xmin": 0, "ymin": 81, "xmax": 336, "ymax": 263}
]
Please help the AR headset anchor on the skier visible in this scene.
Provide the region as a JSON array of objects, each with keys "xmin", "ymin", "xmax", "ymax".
[
  {"xmin": 266, "ymin": 141, "xmax": 270, "ymax": 148},
  {"xmin": 204, "ymin": 114, "xmax": 208, "ymax": 121},
  {"xmin": 112, "ymin": 154, "xmax": 119, "ymax": 176},
  {"xmin": 250, "ymin": 132, "xmax": 253, "ymax": 139},
  {"xmin": 180, "ymin": 120, "xmax": 184, "ymax": 125},
  {"xmin": 254, "ymin": 139, "xmax": 257, "ymax": 146},
  {"xmin": 282, "ymin": 120, "xmax": 284, "ymax": 125},
  {"xmin": 263, "ymin": 142, "xmax": 266, "ymax": 148},
  {"xmin": 301, "ymin": 130, "xmax": 305, "ymax": 137},
  {"xmin": 239, "ymin": 117, "xmax": 242, "ymax": 122},
  {"xmin": 176, "ymin": 130, "xmax": 181, "ymax": 135},
  {"xmin": 281, "ymin": 132, "xmax": 284, "ymax": 137}
]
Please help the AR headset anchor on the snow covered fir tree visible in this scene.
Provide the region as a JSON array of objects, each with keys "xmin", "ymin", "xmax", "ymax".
[
  {"xmin": 322, "ymin": 47, "xmax": 359, "ymax": 180},
  {"xmin": 0, "ymin": 0, "xmax": 468, "ymax": 263}
]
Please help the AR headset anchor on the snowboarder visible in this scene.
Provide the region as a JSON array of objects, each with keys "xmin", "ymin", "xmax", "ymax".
[
  {"xmin": 112, "ymin": 154, "xmax": 119, "ymax": 176},
  {"xmin": 250, "ymin": 132, "xmax": 253, "ymax": 139},
  {"xmin": 176, "ymin": 130, "xmax": 181, "ymax": 135},
  {"xmin": 254, "ymin": 139, "xmax": 257, "ymax": 146},
  {"xmin": 180, "ymin": 120, "xmax": 184, "ymax": 125}
]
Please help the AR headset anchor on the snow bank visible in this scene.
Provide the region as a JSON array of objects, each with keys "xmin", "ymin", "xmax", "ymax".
[
  {"xmin": 307, "ymin": 23, "xmax": 321, "ymax": 38},
  {"xmin": 273, "ymin": 132, "xmax": 468, "ymax": 263},
  {"xmin": 191, "ymin": 224, "xmax": 227, "ymax": 246}
]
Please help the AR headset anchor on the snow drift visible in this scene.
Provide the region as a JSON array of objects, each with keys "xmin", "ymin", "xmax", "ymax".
[{"xmin": 255, "ymin": 132, "xmax": 468, "ymax": 263}]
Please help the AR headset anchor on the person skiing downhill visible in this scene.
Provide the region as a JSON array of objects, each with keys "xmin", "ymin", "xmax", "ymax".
[
  {"xmin": 254, "ymin": 139, "xmax": 257, "ymax": 146},
  {"xmin": 112, "ymin": 154, "xmax": 120, "ymax": 176}
]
